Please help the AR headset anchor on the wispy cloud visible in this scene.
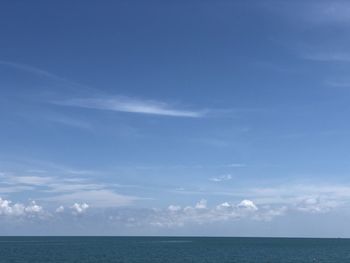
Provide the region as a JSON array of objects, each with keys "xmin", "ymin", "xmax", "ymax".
[
  {"xmin": 45, "ymin": 190, "xmax": 136, "ymax": 208},
  {"xmin": 296, "ymin": 197, "xmax": 337, "ymax": 214},
  {"xmin": 0, "ymin": 60, "xmax": 62, "ymax": 79},
  {"xmin": 224, "ymin": 163, "xmax": 246, "ymax": 168},
  {"xmin": 56, "ymin": 97, "xmax": 205, "ymax": 118},
  {"xmin": 326, "ymin": 80, "xmax": 350, "ymax": 88},
  {"xmin": 10, "ymin": 175, "xmax": 54, "ymax": 186},
  {"xmin": 209, "ymin": 174, "xmax": 232, "ymax": 182},
  {"xmin": 268, "ymin": 1, "xmax": 350, "ymax": 25},
  {"xmin": 0, "ymin": 185, "xmax": 35, "ymax": 194},
  {"xmin": 306, "ymin": 2, "xmax": 350, "ymax": 24},
  {"xmin": 45, "ymin": 115, "xmax": 92, "ymax": 130},
  {"xmin": 0, "ymin": 170, "xmax": 138, "ymax": 208},
  {"xmin": 0, "ymin": 60, "xmax": 207, "ymax": 118},
  {"xmin": 5, "ymin": 159, "xmax": 97, "ymax": 177},
  {"xmin": 302, "ymin": 52, "xmax": 350, "ymax": 62},
  {"xmin": 0, "ymin": 60, "xmax": 98, "ymax": 96}
]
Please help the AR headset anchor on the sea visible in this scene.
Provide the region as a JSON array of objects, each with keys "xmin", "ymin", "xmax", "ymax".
[{"xmin": 0, "ymin": 237, "xmax": 349, "ymax": 262}]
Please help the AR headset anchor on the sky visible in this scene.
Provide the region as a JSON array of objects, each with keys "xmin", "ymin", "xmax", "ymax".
[{"xmin": 1, "ymin": 0, "xmax": 350, "ymax": 237}]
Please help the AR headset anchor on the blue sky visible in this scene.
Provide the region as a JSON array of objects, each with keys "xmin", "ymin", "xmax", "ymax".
[{"xmin": 2, "ymin": 0, "xmax": 350, "ymax": 236}]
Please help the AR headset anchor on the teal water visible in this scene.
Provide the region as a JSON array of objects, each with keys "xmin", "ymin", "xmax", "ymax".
[{"xmin": 1, "ymin": 237, "xmax": 350, "ymax": 262}]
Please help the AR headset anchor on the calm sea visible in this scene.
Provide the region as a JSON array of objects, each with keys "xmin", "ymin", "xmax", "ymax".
[{"xmin": 0, "ymin": 237, "xmax": 349, "ymax": 262}]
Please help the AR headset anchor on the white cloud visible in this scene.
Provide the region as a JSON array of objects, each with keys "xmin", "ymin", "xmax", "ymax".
[
  {"xmin": 24, "ymin": 201, "xmax": 43, "ymax": 213},
  {"xmin": 0, "ymin": 60, "xmax": 62, "ymax": 79},
  {"xmin": 137, "ymin": 199, "xmax": 283, "ymax": 228},
  {"xmin": 254, "ymin": 206, "xmax": 287, "ymax": 221},
  {"xmin": 2, "ymin": 174, "xmax": 105, "ymax": 194},
  {"xmin": 209, "ymin": 174, "xmax": 232, "ymax": 182},
  {"xmin": 168, "ymin": 205, "xmax": 182, "ymax": 212},
  {"xmin": 302, "ymin": 52, "xmax": 350, "ymax": 62},
  {"xmin": 195, "ymin": 199, "xmax": 207, "ymax": 209},
  {"xmin": 45, "ymin": 115, "xmax": 92, "ymax": 130},
  {"xmin": 0, "ymin": 198, "xmax": 16, "ymax": 216},
  {"xmin": 0, "ymin": 171, "xmax": 138, "ymax": 209},
  {"xmin": 216, "ymin": 202, "xmax": 231, "ymax": 210},
  {"xmin": 10, "ymin": 176, "xmax": 54, "ymax": 186},
  {"xmin": 147, "ymin": 199, "xmax": 287, "ymax": 227},
  {"xmin": 307, "ymin": 2, "xmax": 350, "ymax": 24},
  {"xmin": 237, "ymin": 199, "xmax": 258, "ymax": 211},
  {"xmin": 226, "ymin": 185, "xmax": 347, "ymax": 216},
  {"xmin": 326, "ymin": 80, "xmax": 350, "ymax": 88},
  {"xmin": 57, "ymin": 97, "xmax": 205, "ymax": 118},
  {"xmin": 0, "ymin": 186, "xmax": 35, "ymax": 193},
  {"xmin": 0, "ymin": 61, "xmax": 206, "ymax": 118},
  {"xmin": 45, "ymin": 182, "xmax": 105, "ymax": 193},
  {"xmin": 296, "ymin": 197, "xmax": 338, "ymax": 213},
  {"xmin": 269, "ymin": 2, "xmax": 350, "ymax": 25},
  {"xmin": 45, "ymin": 189, "xmax": 136, "ymax": 208},
  {"xmin": 71, "ymin": 203, "xmax": 89, "ymax": 215},
  {"xmin": 225, "ymin": 163, "xmax": 246, "ymax": 168},
  {"xmin": 0, "ymin": 194, "xmax": 336, "ymax": 228},
  {"xmin": 0, "ymin": 60, "xmax": 91, "ymax": 93},
  {"xmin": 55, "ymin": 206, "xmax": 65, "ymax": 213},
  {"xmin": 0, "ymin": 198, "xmax": 43, "ymax": 217}
]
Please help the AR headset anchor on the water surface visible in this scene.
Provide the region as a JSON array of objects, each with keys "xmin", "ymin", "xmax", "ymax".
[{"xmin": 1, "ymin": 237, "xmax": 349, "ymax": 262}]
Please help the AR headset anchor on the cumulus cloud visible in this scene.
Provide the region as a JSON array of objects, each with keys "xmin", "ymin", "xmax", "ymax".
[
  {"xmin": 0, "ymin": 194, "xmax": 336, "ymax": 229},
  {"xmin": 25, "ymin": 201, "xmax": 43, "ymax": 213},
  {"xmin": 71, "ymin": 203, "xmax": 89, "ymax": 215},
  {"xmin": 0, "ymin": 198, "xmax": 43, "ymax": 217},
  {"xmin": 55, "ymin": 205, "xmax": 65, "ymax": 213},
  {"xmin": 126, "ymin": 199, "xmax": 284, "ymax": 228},
  {"xmin": 195, "ymin": 199, "xmax": 207, "ymax": 209},
  {"xmin": 216, "ymin": 202, "xmax": 231, "ymax": 210},
  {"xmin": 168, "ymin": 205, "xmax": 182, "ymax": 212},
  {"xmin": 238, "ymin": 199, "xmax": 258, "ymax": 211}
]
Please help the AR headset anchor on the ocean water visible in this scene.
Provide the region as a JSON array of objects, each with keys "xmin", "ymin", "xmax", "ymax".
[{"xmin": 0, "ymin": 237, "xmax": 350, "ymax": 262}]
